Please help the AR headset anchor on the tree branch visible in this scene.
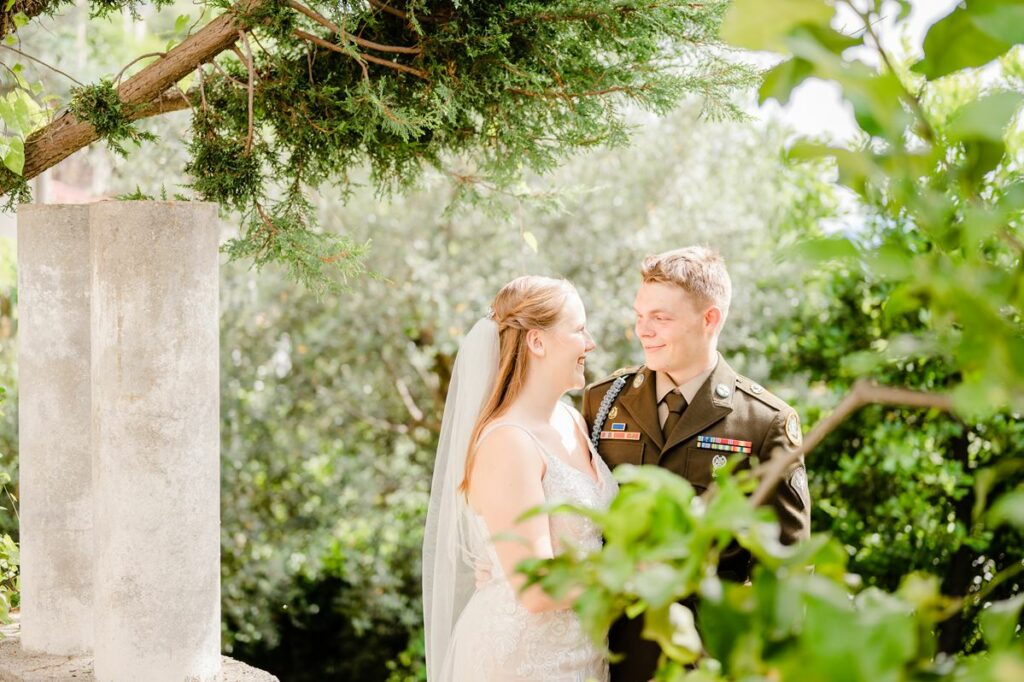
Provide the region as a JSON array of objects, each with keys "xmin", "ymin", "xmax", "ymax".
[
  {"xmin": 287, "ymin": 0, "xmax": 421, "ymax": 54},
  {"xmin": 0, "ymin": 1, "xmax": 259, "ymax": 196},
  {"xmin": 209, "ymin": 56, "xmax": 248, "ymax": 88},
  {"xmin": 114, "ymin": 51, "xmax": 167, "ymax": 86},
  {"xmin": 238, "ymin": 30, "xmax": 255, "ymax": 154},
  {"xmin": 845, "ymin": 1, "xmax": 937, "ymax": 144},
  {"xmin": 510, "ymin": 3, "xmax": 701, "ymax": 26},
  {"xmin": 292, "ymin": 28, "xmax": 428, "ymax": 80},
  {"xmin": 0, "ymin": 42, "xmax": 83, "ymax": 85},
  {"xmin": 395, "ymin": 375, "xmax": 424, "ymax": 423},
  {"xmin": 745, "ymin": 379, "xmax": 956, "ymax": 507},
  {"xmin": 131, "ymin": 86, "xmax": 194, "ymax": 118},
  {"xmin": 509, "ymin": 84, "xmax": 652, "ymax": 100},
  {"xmin": 366, "ymin": 0, "xmax": 408, "ymax": 21}
]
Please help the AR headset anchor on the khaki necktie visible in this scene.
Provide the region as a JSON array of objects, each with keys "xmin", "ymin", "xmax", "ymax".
[{"xmin": 662, "ymin": 390, "xmax": 687, "ymax": 439}]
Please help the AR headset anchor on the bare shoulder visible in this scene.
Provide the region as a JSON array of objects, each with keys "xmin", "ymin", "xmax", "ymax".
[
  {"xmin": 469, "ymin": 424, "xmax": 547, "ymax": 511},
  {"xmin": 475, "ymin": 423, "xmax": 547, "ymax": 476}
]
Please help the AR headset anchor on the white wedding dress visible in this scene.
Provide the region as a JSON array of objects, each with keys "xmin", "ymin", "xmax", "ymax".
[{"xmin": 439, "ymin": 414, "xmax": 619, "ymax": 682}]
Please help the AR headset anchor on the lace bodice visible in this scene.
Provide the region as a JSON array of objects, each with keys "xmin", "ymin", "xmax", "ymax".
[{"xmin": 440, "ymin": 404, "xmax": 618, "ymax": 681}]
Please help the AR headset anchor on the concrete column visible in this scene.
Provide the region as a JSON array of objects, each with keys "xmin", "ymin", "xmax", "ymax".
[
  {"xmin": 90, "ymin": 202, "xmax": 221, "ymax": 682},
  {"xmin": 17, "ymin": 204, "xmax": 93, "ymax": 655}
]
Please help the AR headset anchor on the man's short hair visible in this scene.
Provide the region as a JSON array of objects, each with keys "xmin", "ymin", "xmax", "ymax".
[{"xmin": 641, "ymin": 246, "xmax": 732, "ymax": 320}]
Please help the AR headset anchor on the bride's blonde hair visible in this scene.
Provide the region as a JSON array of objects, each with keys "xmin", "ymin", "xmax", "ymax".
[{"xmin": 458, "ymin": 275, "xmax": 576, "ymax": 496}]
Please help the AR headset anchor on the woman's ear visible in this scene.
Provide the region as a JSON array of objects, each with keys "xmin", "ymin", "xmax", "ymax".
[{"xmin": 525, "ymin": 328, "xmax": 546, "ymax": 357}]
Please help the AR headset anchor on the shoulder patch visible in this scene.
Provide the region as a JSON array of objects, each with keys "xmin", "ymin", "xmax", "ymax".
[
  {"xmin": 735, "ymin": 374, "xmax": 789, "ymax": 412},
  {"xmin": 785, "ymin": 412, "xmax": 803, "ymax": 446}
]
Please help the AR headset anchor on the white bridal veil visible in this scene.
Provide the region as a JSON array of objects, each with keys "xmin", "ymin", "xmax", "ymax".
[{"xmin": 422, "ymin": 316, "xmax": 500, "ymax": 680}]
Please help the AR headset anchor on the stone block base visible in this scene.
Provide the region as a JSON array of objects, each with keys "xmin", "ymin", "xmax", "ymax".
[{"xmin": 0, "ymin": 614, "xmax": 279, "ymax": 682}]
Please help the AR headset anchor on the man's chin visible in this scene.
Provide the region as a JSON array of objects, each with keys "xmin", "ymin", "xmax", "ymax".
[{"xmin": 643, "ymin": 356, "xmax": 663, "ymax": 371}]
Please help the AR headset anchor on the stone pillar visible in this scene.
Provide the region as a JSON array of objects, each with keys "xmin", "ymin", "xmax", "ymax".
[
  {"xmin": 90, "ymin": 202, "xmax": 221, "ymax": 681},
  {"xmin": 17, "ymin": 204, "xmax": 93, "ymax": 655}
]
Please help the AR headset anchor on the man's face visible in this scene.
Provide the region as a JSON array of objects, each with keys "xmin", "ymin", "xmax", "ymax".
[{"xmin": 633, "ymin": 281, "xmax": 718, "ymax": 376}]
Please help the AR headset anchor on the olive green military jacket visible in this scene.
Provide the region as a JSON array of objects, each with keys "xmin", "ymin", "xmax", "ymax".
[{"xmin": 582, "ymin": 354, "xmax": 811, "ymax": 580}]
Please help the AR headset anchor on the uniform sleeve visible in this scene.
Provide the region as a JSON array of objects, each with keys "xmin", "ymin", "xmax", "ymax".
[{"xmin": 761, "ymin": 408, "xmax": 811, "ymax": 545}]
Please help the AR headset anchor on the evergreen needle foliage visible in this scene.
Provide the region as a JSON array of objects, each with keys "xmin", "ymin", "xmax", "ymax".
[
  {"xmin": 68, "ymin": 79, "xmax": 157, "ymax": 157},
  {"xmin": 2, "ymin": 0, "xmax": 756, "ymax": 295}
]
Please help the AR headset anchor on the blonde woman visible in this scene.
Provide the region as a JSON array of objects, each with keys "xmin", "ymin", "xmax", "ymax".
[{"xmin": 423, "ymin": 276, "xmax": 618, "ymax": 681}]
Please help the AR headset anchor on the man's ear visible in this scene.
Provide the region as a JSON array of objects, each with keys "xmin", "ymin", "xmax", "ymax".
[
  {"xmin": 526, "ymin": 328, "xmax": 546, "ymax": 357},
  {"xmin": 704, "ymin": 306, "xmax": 723, "ymax": 333}
]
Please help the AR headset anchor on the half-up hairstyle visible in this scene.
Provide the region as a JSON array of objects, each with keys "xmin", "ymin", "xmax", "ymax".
[{"xmin": 458, "ymin": 275, "xmax": 576, "ymax": 496}]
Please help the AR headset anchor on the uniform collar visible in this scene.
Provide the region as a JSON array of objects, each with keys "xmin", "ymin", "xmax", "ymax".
[
  {"xmin": 616, "ymin": 365, "xmax": 663, "ymax": 448},
  {"xmin": 660, "ymin": 353, "xmax": 738, "ymax": 456},
  {"xmin": 655, "ymin": 355, "xmax": 719, "ymax": 405}
]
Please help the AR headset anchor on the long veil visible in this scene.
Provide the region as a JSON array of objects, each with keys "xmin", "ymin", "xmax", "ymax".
[{"xmin": 422, "ymin": 316, "xmax": 500, "ymax": 680}]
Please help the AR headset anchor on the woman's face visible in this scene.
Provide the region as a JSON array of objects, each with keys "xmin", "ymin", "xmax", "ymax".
[{"xmin": 536, "ymin": 291, "xmax": 596, "ymax": 391}]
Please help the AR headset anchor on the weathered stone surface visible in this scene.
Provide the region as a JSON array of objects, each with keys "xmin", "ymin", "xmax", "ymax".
[
  {"xmin": 17, "ymin": 204, "xmax": 93, "ymax": 655},
  {"xmin": 90, "ymin": 202, "xmax": 221, "ymax": 681},
  {"xmin": 0, "ymin": 615, "xmax": 280, "ymax": 681}
]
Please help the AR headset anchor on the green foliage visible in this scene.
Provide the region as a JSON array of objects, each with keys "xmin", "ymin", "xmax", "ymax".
[
  {"xmin": 510, "ymin": 1, "xmax": 1024, "ymax": 677},
  {"xmin": 88, "ymin": 0, "xmax": 175, "ymax": 21},
  {"xmin": 114, "ymin": 184, "xmax": 173, "ymax": 200},
  {"xmin": 724, "ymin": 0, "xmax": 1024, "ymax": 415},
  {"xmin": 186, "ymin": 109, "xmax": 263, "ymax": 212},
  {"xmin": 915, "ymin": 0, "xmax": 1024, "ymax": 80},
  {"xmin": 0, "ymin": 0, "xmax": 766, "ymax": 297},
  {"xmin": 67, "ymin": 78, "xmax": 157, "ymax": 157},
  {"xmin": 0, "ymin": 68, "xmax": 49, "ymax": 176},
  {"xmin": 0, "ymin": 380, "xmax": 16, "ymax": 633},
  {"xmin": 209, "ymin": 103, "xmax": 833, "ymax": 678},
  {"xmin": 217, "ymin": 258, "xmax": 433, "ymax": 679},
  {"xmin": 751, "ymin": 251, "xmax": 1024, "ymax": 652},
  {"xmin": 526, "ymin": 464, "xmax": 1024, "ymax": 681},
  {"xmin": 0, "ymin": 168, "xmax": 29, "ymax": 212},
  {"xmin": 0, "ymin": 89, "xmax": 823, "ymax": 673},
  {"xmin": 7, "ymin": 0, "xmax": 757, "ymax": 292},
  {"xmin": 0, "ymin": 529, "xmax": 17, "ymax": 629}
]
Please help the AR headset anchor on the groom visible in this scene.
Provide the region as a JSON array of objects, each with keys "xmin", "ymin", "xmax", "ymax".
[{"xmin": 582, "ymin": 246, "xmax": 811, "ymax": 682}]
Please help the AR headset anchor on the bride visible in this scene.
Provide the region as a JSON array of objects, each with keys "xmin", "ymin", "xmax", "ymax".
[{"xmin": 422, "ymin": 275, "xmax": 619, "ymax": 681}]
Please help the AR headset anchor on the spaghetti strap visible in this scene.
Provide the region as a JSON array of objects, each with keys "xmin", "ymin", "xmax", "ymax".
[
  {"xmin": 476, "ymin": 421, "xmax": 552, "ymax": 465},
  {"xmin": 559, "ymin": 401, "xmax": 599, "ymax": 457}
]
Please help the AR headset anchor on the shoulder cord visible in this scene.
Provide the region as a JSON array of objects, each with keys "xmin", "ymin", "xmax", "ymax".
[{"xmin": 590, "ymin": 375, "xmax": 629, "ymax": 452}]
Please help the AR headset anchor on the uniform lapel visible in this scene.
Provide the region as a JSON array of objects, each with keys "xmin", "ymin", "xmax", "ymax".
[
  {"xmin": 616, "ymin": 366, "xmax": 663, "ymax": 449},
  {"xmin": 660, "ymin": 355, "xmax": 736, "ymax": 458}
]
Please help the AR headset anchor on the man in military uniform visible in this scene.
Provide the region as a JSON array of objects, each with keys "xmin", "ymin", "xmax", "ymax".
[{"xmin": 582, "ymin": 247, "xmax": 811, "ymax": 682}]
